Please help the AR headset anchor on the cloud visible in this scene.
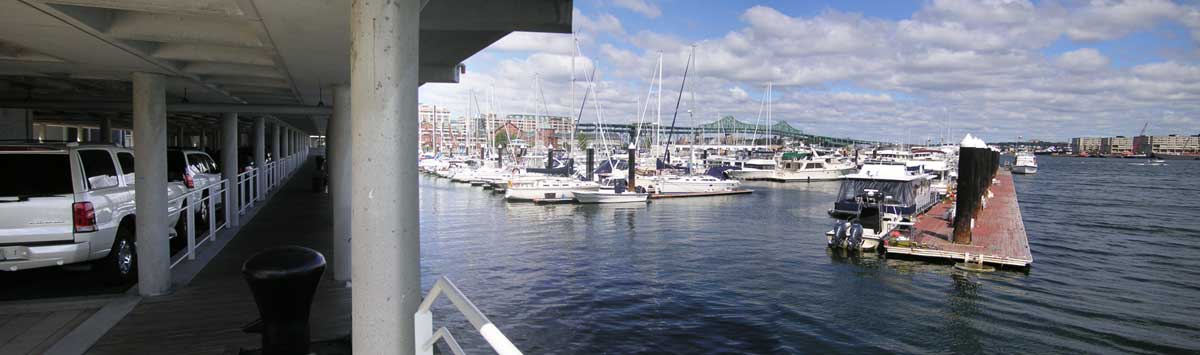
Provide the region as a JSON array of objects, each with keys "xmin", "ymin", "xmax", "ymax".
[
  {"xmin": 489, "ymin": 32, "xmax": 574, "ymax": 55},
  {"xmin": 611, "ymin": 0, "xmax": 661, "ymax": 18},
  {"xmin": 423, "ymin": 2, "xmax": 1200, "ymax": 142},
  {"xmin": 574, "ymin": 9, "xmax": 624, "ymax": 36},
  {"xmin": 1055, "ymin": 48, "xmax": 1110, "ymax": 72}
]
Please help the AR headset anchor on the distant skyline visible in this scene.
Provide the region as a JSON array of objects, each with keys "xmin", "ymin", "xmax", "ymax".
[{"xmin": 419, "ymin": 0, "xmax": 1200, "ymax": 143}]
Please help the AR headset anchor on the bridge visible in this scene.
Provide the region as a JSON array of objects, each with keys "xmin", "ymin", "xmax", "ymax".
[{"xmin": 576, "ymin": 116, "xmax": 880, "ymax": 147}]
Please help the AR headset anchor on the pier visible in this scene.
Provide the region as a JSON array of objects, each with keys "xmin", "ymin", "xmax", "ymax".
[{"xmin": 886, "ymin": 171, "xmax": 1033, "ymax": 268}]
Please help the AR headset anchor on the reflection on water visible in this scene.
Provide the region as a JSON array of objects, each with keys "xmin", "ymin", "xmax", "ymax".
[{"xmin": 418, "ymin": 157, "xmax": 1200, "ymax": 354}]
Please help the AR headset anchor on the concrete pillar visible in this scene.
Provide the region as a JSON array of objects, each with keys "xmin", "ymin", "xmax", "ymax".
[
  {"xmin": 255, "ymin": 117, "xmax": 266, "ymax": 200},
  {"xmin": 132, "ymin": 72, "xmax": 170, "ymax": 297},
  {"xmin": 100, "ymin": 115, "xmax": 112, "ymax": 144},
  {"xmin": 273, "ymin": 122, "xmax": 281, "ymax": 162},
  {"xmin": 351, "ymin": 0, "xmax": 420, "ymax": 352},
  {"xmin": 222, "ymin": 113, "xmax": 240, "ymax": 228},
  {"xmin": 330, "ymin": 85, "xmax": 351, "ymax": 282}
]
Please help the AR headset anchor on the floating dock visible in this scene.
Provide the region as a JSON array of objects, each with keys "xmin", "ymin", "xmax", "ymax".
[
  {"xmin": 649, "ymin": 189, "xmax": 754, "ymax": 199},
  {"xmin": 885, "ymin": 171, "xmax": 1032, "ymax": 268}
]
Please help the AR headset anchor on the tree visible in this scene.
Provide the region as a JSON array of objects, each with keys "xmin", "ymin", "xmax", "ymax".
[
  {"xmin": 493, "ymin": 131, "xmax": 510, "ymax": 149},
  {"xmin": 575, "ymin": 133, "xmax": 590, "ymax": 150}
]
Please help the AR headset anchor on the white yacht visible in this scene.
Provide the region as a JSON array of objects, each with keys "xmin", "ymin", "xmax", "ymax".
[
  {"xmin": 724, "ymin": 158, "xmax": 777, "ymax": 180},
  {"xmin": 825, "ymin": 163, "xmax": 939, "ymax": 250},
  {"xmin": 572, "ymin": 189, "xmax": 649, "ymax": 203},
  {"xmin": 1012, "ymin": 152, "xmax": 1037, "ymax": 174},
  {"xmin": 771, "ymin": 150, "xmax": 856, "ymax": 182},
  {"xmin": 648, "ymin": 175, "xmax": 740, "ymax": 194},
  {"xmin": 504, "ymin": 177, "xmax": 600, "ymax": 201}
]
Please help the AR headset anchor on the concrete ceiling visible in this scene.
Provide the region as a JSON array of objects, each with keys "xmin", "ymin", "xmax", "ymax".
[{"xmin": 0, "ymin": 0, "xmax": 572, "ymax": 134}]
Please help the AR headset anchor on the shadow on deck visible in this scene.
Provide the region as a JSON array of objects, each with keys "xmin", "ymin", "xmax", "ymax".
[{"xmin": 88, "ymin": 160, "xmax": 348, "ymax": 355}]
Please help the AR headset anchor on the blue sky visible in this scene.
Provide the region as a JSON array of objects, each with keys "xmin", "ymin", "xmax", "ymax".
[{"xmin": 419, "ymin": 0, "xmax": 1200, "ymax": 143}]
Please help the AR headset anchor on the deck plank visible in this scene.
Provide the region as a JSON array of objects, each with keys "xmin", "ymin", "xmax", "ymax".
[{"xmin": 2, "ymin": 309, "xmax": 83, "ymax": 355}]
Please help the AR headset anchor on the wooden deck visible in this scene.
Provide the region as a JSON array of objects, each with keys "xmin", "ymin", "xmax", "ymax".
[
  {"xmin": 86, "ymin": 161, "xmax": 351, "ymax": 354},
  {"xmin": 886, "ymin": 171, "xmax": 1033, "ymax": 268},
  {"xmin": 0, "ymin": 295, "xmax": 111, "ymax": 355}
]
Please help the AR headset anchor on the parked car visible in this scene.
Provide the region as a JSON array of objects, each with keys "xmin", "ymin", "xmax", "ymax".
[
  {"xmin": 167, "ymin": 148, "xmax": 225, "ymax": 238},
  {"xmin": 0, "ymin": 143, "xmax": 186, "ymax": 283}
]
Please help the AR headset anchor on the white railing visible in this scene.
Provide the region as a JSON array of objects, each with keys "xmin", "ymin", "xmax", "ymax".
[
  {"xmin": 415, "ymin": 276, "xmax": 522, "ymax": 355},
  {"xmin": 168, "ymin": 180, "xmax": 229, "ymax": 268},
  {"xmin": 167, "ymin": 149, "xmax": 310, "ymax": 269}
]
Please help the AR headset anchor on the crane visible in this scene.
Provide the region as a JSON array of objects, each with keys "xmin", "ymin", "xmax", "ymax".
[{"xmin": 1140, "ymin": 122, "xmax": 1149, "ymax": 136}]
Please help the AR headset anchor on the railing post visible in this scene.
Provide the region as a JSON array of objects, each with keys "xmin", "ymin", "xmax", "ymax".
[
  {"xmin": 186, "ymin": 191, "xmax": 196, "ymax": 260},
  {"xmin": 224, "ymin": 180, "xmax": 231, "ymax": 228},
  {"xmin": 208, "ymin": 185, "xmax": 217, "ymax": 239},
  {"xmin": 415, "ymin": 309, "xmax": 433, "ymax": 355}
]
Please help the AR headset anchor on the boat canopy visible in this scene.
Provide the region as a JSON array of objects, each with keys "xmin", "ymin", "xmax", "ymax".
[
  {"xmin": 835, "ymin": 179, "xmax": 918, "ymax": 206},
  {"xmin": 781, "ymin": 151, "xmax": 810, "ymax": 160}
]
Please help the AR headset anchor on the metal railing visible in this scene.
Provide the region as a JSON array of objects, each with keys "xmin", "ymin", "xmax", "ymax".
[
  {"xmin": 168, "ymin": 180, "xmax": 229, "ymax": 268},
  {"xmin": 416, "ymin": 276, "xmax": 522, "ymax": 355},
  {"xmin": 168, "ymin": 149, "xmax": 309, "ymax": 269}
]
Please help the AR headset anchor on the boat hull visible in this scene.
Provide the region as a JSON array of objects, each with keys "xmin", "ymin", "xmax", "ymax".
[
  {"xmin": 654, "ymin": 180, "xmax": 740, "ymax": 193},
  {"xmin": 770, "ymin": 168, "xmax": 854, "ymax": 182},
  {"xmin": 726, "ymin": 169, "xmax": 775, "ymax": 180},
  {"xmin": 572, "ymin": 191, "xmax": 649, "ymax": 204},
  {"xmin": 1012, "ymin": 165, "xmax": 1037, "ymax": 174}
]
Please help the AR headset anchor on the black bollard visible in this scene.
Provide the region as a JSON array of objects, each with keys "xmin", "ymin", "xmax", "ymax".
[{"xmin": 242, "ymin": 246, "xmax": 326, "ymax": 355}]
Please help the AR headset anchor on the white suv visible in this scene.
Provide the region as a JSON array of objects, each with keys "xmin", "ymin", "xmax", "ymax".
[
  {"xmin": 167, "ymin": 148, "xmax": 224, "ymax": 237},
  {"xmin": 0, "ymin": 143, "xmax": 186, "ymax": 283}
]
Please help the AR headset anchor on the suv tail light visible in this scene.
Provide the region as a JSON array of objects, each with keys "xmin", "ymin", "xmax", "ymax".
[
  {"xmin": 183, "ymin": 174, "xmax": 195, "ymax": 188},
  {"xmin": 73, "ymin": 202, "xmax": 97, "ymax": 233}
]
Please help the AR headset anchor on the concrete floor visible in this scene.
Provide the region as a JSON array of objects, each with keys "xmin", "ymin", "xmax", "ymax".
[{"xmin": 87, "ymin": 159, "xmax": 350, "ymax": 354}]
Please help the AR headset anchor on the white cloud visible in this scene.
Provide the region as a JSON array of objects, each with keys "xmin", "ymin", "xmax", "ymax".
[
  {"xmin": 1055, "ymin": 48, "xmax": 1110, "ymax": 72},
  {"xmin": 574, "ymin": 9, "xmax": 624, "ymax": 36},
  {"xmin": 611, "ymin": 0, "xmax": 661, "ymax": 18},
  {"xmin": 423, "ymin": 2, "xmax": 1200, "ymax": 142},
  {"xmin": 489, "ymin": 32, "xmax": 574, "ymax": 55}
]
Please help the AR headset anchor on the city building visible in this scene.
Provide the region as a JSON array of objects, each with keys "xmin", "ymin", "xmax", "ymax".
[
  {"xmin": 417, "ymin": 105, "xmax": 577, "ymax": 153},
  {"xmin": 1149, "ymin": 135, "xmax": 1200, "ymax": 154},
  {"xmin": 1100, "ymin": 136, "xmax": 1133, "ymax": 155},
  {"xmin": 1070, "ymin": 137, "xmax": 1102, "ymax": 154}
]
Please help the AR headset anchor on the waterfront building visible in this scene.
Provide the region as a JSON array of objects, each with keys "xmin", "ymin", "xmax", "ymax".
[
  {"xmin": 1071, "ymin": 137, "xmax": 1102, "ymax": 154},
  {"xmin": 1101, "ymin": 136, "xmax": 1134, "ymax": 155},
  {"xmin": 1149, "ymin": 135, "xmax": 1200, "ymax": 154}
]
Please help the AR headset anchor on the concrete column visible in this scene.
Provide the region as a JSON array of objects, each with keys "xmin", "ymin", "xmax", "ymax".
[
  {"xmin": 254, "ymin": 117, "xmax": 266, "ymax": 200},
  {"xmin": 221, "ymin": 113, "xmax": 240, "ymax": 228},
  {"xmin": 351, "ymin": 0, "xmax": 420, "ymax": 352},
  {"xmin": 100, "ymin": 115, "xmax": 112, "ymax": 143},
  {"xmin": 132, "ymin": 72, "xmax": 170, "ymax": 297},
  {"xmin": 273, "ymin": 122, "xmax": 281, "ymax": 162},
  {"xmin": 330, "ymin": 85, "xmax": 351, "ymax": 282}
]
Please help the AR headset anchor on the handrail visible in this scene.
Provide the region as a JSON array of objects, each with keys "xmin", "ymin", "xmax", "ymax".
[
  {"xmin": 169, "ymin": 180, "xmax": 229, "ymax": 268},
  {"xmin": 415, "ymin": 276, "xmax": 522, "ymax": 355}
]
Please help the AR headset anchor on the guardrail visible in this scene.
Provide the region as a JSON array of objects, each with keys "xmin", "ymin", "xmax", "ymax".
[
  {"xmin": 167, "ymin": 180, "xmax": 228, "ymax": 268},
  {"xmin": 168, "ymin": 149, "xmax": 309, "ymax": 269},
  {"xmin": 415, "ymin": 276, "xmax": 522, "ymax": 355}
]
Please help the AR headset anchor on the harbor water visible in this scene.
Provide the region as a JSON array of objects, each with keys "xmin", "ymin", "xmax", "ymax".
[{"xmin": 418, "ymin": 156, "xmax": 1200, "ymax": 354}]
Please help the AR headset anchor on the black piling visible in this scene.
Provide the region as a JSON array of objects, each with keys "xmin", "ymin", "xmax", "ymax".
[
  {"xmin": 953, "ymin": 147, "xmax": 1001, "ymax": 244},
  {"xmin": 627, "ymin": 147, "xmax": 636, "ymax": 189},
  {"xmin": 586, "ymin": 148, "xmax": 594, "ymax": 181}
]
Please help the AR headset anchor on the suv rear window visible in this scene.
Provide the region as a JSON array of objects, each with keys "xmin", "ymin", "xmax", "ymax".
[
  {"xmin": 0, "ymin": 154, "xmax": 73, "ymax": 197},
  {"xmin": 79, "ymin": 150, "xmax": 120, "ymax": 190},
  {"xmin": 168, "ymin": 150, "xmax": 186, "ymax": 181}
]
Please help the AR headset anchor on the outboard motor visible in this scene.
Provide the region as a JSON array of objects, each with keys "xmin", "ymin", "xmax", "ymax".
[
  {"xmin": 845, "ymin": 223, "xmax": 864, "ymax": 249},
  {"xmin": 830, "ymin": 222, "xmax": 848, "ymax": 247}
]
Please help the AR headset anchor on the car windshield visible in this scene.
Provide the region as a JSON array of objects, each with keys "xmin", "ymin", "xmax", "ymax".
[{"xmin": 0, "ymin": 154, "xmax": 73, "ymax": 197}]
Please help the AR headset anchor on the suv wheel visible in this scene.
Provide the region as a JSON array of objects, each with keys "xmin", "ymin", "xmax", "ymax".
[{"xmin": 101, "ymin": 224, "xmax": 137, "ymax": 284}]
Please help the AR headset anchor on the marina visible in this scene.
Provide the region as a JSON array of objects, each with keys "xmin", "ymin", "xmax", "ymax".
[{"xmin": 0, "ymin": 0, "xmax": 1198, "ymax": 354}]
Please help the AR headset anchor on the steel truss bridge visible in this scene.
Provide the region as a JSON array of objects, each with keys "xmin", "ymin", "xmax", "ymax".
[{"xmin": 575, "ymin": 116, "xmax": 880, "ymax": 147}]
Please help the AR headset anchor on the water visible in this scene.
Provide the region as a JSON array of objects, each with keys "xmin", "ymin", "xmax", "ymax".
[{"xmin": 418, "ymin": 156, "xmax": 1200, "ymax": 354}]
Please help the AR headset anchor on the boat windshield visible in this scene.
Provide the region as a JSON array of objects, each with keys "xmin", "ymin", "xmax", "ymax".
[{"xmin": 835, "ymin": 178, "xmax": 915, "ymax": 205}]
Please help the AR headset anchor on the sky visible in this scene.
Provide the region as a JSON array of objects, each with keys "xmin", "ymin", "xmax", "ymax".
[{"xmin": 418, "ymin": 0, "xmax": 1200, "ymax": 143}]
